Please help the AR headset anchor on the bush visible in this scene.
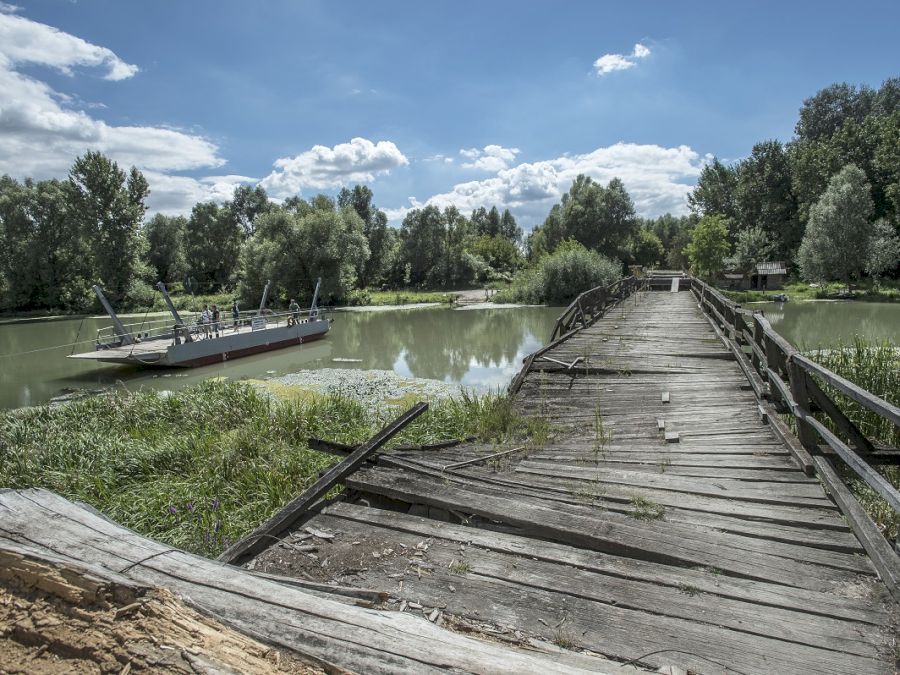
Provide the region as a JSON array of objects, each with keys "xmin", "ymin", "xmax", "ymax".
[{"xmin": 497, "ymin": 242, "xmax": 621, "ymax": 304}]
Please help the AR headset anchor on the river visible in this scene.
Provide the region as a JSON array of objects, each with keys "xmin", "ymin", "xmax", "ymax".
[
  {"xmin": 751, "ymin": 300, "xmax": 900, "ymax": 349},
  {"xmin": 0, "ymin": 304, "xmax": 561, "ymax": 409}
]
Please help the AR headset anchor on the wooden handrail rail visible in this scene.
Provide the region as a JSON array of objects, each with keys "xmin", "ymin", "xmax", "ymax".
[{"xmin": 690, "ymin": 276, "xmax": 899, "ymax": 517}]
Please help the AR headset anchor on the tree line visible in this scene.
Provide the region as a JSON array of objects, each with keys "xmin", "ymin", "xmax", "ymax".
[
  {"xmin": 0, "ymin": 156, "xmax": 528, "ymax": 311},
  {"xmin": 2, "ymin": 77, "xmax": 896, "ymax": 313},
  {"xmin": 683, "ymin": 79, "xmax": 900, "ymax": 285}
]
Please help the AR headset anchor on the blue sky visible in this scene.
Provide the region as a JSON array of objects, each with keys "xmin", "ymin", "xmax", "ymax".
[{"xmin": 2, "ymin": 1, "xmax": 898, "ymax": 229}]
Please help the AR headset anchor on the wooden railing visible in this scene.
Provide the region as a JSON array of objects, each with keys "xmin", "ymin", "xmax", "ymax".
[
  {"xmin": 691, "ymin": 278, "xmax": 900, "ymax": 574},
  {"xmin": 549, "ymin": 275, "xmax": 647, "ymax": 342},
  {"xmin": 508, "ymin": 276, "xmax": 647, "ymax": 396}
]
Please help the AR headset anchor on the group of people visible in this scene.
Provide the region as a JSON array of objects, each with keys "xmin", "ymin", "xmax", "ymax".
[
  {"xmin": 198, "ymin": 301, "xmax": 241, "ymax": 338},
  {"xmin": 197, "ymin": 299, "xmax": 304, "ymax": 337}
]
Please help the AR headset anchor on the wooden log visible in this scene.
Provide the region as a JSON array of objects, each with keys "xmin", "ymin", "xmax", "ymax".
[{"xmin": 218, "ymin": 402, "xmax": 429, "ymax": 565}]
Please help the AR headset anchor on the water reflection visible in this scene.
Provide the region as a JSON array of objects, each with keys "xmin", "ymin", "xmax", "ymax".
[
  {"xmin": 0, "ymin": 306, "xmax": 560, "ymax": 409},
  {"xmin": 753, "ymin": 301, "xmax": 900, "ymax": 350}
]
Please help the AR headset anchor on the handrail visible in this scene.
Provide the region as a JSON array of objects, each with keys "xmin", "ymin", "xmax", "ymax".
[
  {"xmin": 550, "ymin": 275, "xmax": 648, "ymax": 341},
  {"xmin": 508, "ymin": 276, "xmax": 647, "ymax": 396},
  {"xmin": 689, "ymin": 276, "xmax": 899, "ymax": 519}
]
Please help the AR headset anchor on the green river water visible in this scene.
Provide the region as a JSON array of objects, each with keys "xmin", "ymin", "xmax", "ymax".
[
  {"xmin": 1, "ymin": 298, "xmax": 896, "ymax": 410},
  {"xmin": 0, "ymin": 304, "xmax": 561, "ymax": 409}
]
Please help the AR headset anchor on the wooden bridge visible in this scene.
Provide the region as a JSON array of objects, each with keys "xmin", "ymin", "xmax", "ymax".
[{"xmin": 3, "ymin": 279, "xmax": 898, "ymax": 673}]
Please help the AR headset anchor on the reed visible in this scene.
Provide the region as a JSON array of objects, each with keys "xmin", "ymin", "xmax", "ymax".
[
  {"xmin": 0, "ymin": 380, "xmax": 538, "ymax": 557},
  {"xmin": 807, "ymin": 337, "xmax": 899, "ymax": 538}
]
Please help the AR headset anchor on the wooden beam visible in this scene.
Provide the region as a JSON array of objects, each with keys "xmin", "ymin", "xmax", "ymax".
[
  {"xmin": 218, "ymin": 402, "xmax": 429, "ymax": 565},
  {"xmin": 805, "ymin": 375, "xmax": 875, "ymax": 455},
  {"xmin": 813, "ymin": 457, "xmax": 900, "ymax": 604},
  {"xmin": 794, "ymin": 354, "xmax": 900, "ymax": 427}
]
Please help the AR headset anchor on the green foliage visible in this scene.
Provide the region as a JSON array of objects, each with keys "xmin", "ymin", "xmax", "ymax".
[
  {"xmin": 808, "ymin": 338, "xmax": 899, "ymax": 538},
  {"xmin": 735, "ymin": 140, "xmax": 801, "ymax": 258},
  {"xmin": 240, "ymin": 200, "xmax": 369, "ymax": 305},
  {"xmin": 0, "ymin": 381, "xmax": 542, "ymax": 557},
  {"xmin": 628, "ymin": 227, "xmax": 665, "ymax": 267},
  {"xmin": 144, "ymin": 213, "xmax": 187, "ymax": 283},
  {"xmin": 686, "ymin": 215, "xmax": 731, "ymax": 279},
  {"xmin": 798, "ymin": 164, "xmax": 874, "ymax": 285},
  {"xmin": 728, "ymin": 225, "xmax": 776, "ymax": 275},
  {"xmin": 68, "ymin": 152, "xmax": 149, "ymax": 304},
  {"xmin": 865, "ymin": 219, "xmax": 900, "ymax": 282},
  {"xmin": 528, "ymin": 175, "xmax": 638, "ymax": 259},
  {"xmin": 185, "ymin": 202, "xmax": 242, "ymax": 291},
  {"xmin": 497, "ymin": 240, "xmax": 621, "ymax": 304},
  {"xmin": 688, "ymin": 158, "xmax": 739, "ymax": 222}
]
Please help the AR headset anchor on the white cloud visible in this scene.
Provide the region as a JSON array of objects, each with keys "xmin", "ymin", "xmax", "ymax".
[
  {"xmin": 424, "ymin": 153, "xmax": 454, "ymax": 164},
  {"xmin": 0, "ymin": 12, "xmax": 227, "ymax": 214},
  {"xmin": 459, "ymin": 144, "xmax": 520, "ymax": 171},
  {"xmin": 387, "ymin": 142, "xmax": 702, "ymax": 227},
  {"xmin": 143, "ymin": 172, "xmax": 257, "ymax": 216},
  {"xmin": 259, "ymin": 137, "xmax": 409, "ymax": 198},
  {"xmin": 593, "ymin": 42, "xmax": 651, "ymax": 76},
  {"xmin": 0, "ymin": 12, "xmax": 139, "ymax": 80},
  {"xmin": 0, "ymin": 2, "xmax": 22, "ymax": 13}
]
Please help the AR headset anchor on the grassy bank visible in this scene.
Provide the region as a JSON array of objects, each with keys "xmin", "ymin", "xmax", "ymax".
[
  {"xmin": 0, "ymin": 381, "xmax": 545, "ymax": 557},
  {"xmin": 806, "ymin": 338, "xmax": 899, "ymax": 538},
  {"xmin": 721, "ymin": 279, "xmax": 900, "ymax": 304}
]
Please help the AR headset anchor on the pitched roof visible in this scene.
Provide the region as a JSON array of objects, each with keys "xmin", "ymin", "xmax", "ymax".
[{"xmin": 755, "ymin": 261, "xmax": 786, "ymax": 275}]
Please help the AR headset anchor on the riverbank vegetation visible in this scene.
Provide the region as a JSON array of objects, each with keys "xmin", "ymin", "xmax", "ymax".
[
  {"xmin": 0, "ymin": 380, "xmax": 547, "ymax": 557},
  {"xmin": 807, "ymin": 338, "xmax": 899, "ymax": 538}
]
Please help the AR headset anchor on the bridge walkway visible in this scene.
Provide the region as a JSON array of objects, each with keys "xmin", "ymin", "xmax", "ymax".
[{"xmin": 242, "ymin": 288, "xmax": 898, "ymax": 674}]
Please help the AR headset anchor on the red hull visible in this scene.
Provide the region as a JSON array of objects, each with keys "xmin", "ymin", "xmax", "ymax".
[{"xmin": 173, "ymin": 330, "xmax": 328, "ymax": 367}]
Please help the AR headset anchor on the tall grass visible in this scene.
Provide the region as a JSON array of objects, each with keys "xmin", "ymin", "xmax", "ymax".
[
  {"xmin": 807, "ymin": 337, "xmax": 899, "ymax": 538},
  {"xmin": 0, "ymin": 381, "xmax": 536, "ymax": 557}
]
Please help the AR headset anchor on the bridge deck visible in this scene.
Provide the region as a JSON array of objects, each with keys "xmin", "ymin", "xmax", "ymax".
[{"xmin": 249, "ymin": 290, "xmax": 897, "ymax": 673}]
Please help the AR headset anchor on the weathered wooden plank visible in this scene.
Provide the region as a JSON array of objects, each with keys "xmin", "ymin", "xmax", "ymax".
[
  {"xmin": 324, "ymin": 501, "xmax": 884, "ymax": 623},
  {"xmin": 347, "ymin": 466, "xmax": 869, "ymax": 587},
  {"xmin": 218, "ymin": 402, "xmax": 429, "ymax": 565},
  {"xmin": 308, "ymin": 512, "xmax": 887, "ymax": 662},
  {"xmin": 0, "ymin": 489, "xmax": 629, "ymax": 675}
]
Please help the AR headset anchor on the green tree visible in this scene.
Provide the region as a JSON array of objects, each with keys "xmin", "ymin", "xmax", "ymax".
[
  {"xmin": 628, "ymin": 228, "xmax": 664, "ymax": 268},
  {"xmin": 735, "ymin": 140, "xmax": 801, "ymax": 258},
  {"xmin": 688, "ymin": 158, "xmax": 738, "ymax": 222},
  {"xmin": 398, "ymin": 206, "xmax": 447, "ymax": 286},
  {"xmin": 240, "ymin": 201, "xmax": 368, "ymax": 304},
  {"xmin": 798, "ymin": 164, "xmax": 874, "ymax": 286},
  {"xmin": 865, "ymin": 219, "xmax": 900, "ymax": 284},
  {"xmin": 727, "ymin": 225, "xmax": 776, "ymax": 276},
  {"xmin": 184, "ymin": 202, "xmax": 242, "ymax": 290},
  {"xmin": 67, "ymin": 152, "xmax": 149, "ymax": 303},
  {"xmin": 685, "ymin": 215, "xmax": 731, "ymax": 279},
  {"xmin": 144, "ymin": 214, "xmax": 187, "ymax": 283},
  {"xmin": 228, "ymin": 185, "xmax": 271, "ymax": 238},
  {"xmin": 338, "ymin": 185, "xmax": 391, "ymax": 286}
]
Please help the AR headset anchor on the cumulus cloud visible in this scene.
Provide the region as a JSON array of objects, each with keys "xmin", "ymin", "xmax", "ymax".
[
  {"xmin": 593, "ymin": 42, "xmax": 651, "ymax": 76},
  {"xmin": 0, "ymin": 12, "xmax": 139, "ymax": 80},
  {"xmin": 0, "ymin": 11, "xmax": 226, "ymax": 212},
  {"xmin": 143, "ymin": 173, "xmax": 257, "ymax": 216},
  {"xmin": 459, "ymin": 144, "xmax": 520, "ymax": 171},
  {"xmin": 387, "ymin": 142, "xmax": 703, "ymax": 227},
  {"xmin": 259, "ymin": 137, "xmax": 408, "ymax": 198}
]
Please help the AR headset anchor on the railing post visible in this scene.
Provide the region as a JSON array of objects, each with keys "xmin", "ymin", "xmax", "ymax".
[{"xmin": 788, "ymin": 358, "xmax": 819, "ymax": 452}]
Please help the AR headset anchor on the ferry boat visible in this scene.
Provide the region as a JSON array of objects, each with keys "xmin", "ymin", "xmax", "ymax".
[{"xmin": 69, "ymin": 279, "xmax": 329, "ymax": 367}]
